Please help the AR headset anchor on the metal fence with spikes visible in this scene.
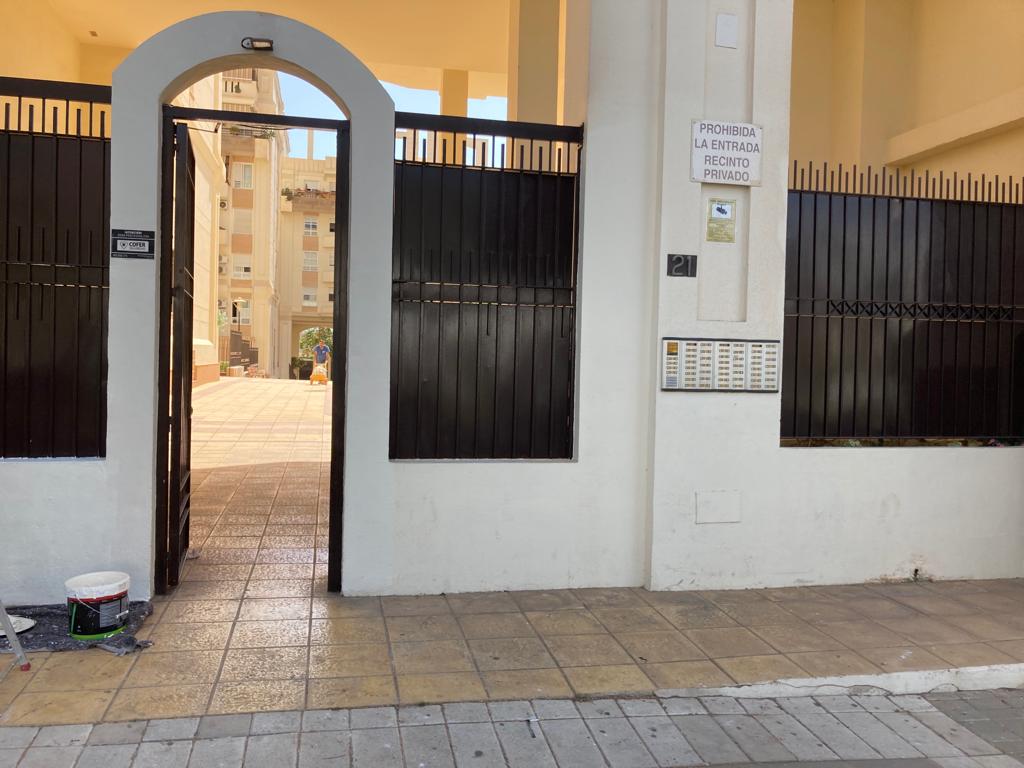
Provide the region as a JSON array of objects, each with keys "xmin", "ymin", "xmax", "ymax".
[
  {"xmin": 389, "ymin": 113, "xmax": 583, "ymax": 459},
  {"xmin": 789, "ymin": 161, "xmax": 1024, "ymax": 205},
  {"xmin": 783, "ymin": 162, "xmax": 1024, "ymax": 443}
]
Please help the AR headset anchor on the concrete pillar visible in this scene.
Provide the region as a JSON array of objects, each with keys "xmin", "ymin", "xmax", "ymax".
[
  {"xmin": 440, "ymin": 68, "xmax": 469, "ymax": 117},
  {"xmin": 507, "ymin": 0, "xmax": 560, "ymax": 123},
  {"xmin": 558, "ymin": 0, "xmax": 590, "ymax": 125},
  {"xmin": 306, "ymin": 128, "xmax": 315, "ymax": 160}
]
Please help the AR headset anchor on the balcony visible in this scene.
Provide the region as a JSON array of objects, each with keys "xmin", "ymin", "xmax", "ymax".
[{"xmin": 282, "ymin": 187, "xmax": 337, "ymax": 214}]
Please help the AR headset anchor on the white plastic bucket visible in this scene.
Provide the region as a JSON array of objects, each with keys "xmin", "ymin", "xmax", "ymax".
[{"xmin": 64, "ymin": 571, "xmax": 130, "ymax": 640}]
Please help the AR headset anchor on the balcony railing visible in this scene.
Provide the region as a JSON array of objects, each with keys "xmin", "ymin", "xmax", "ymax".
[{"xmin": 283, "ymin": 187, "xmax": 337, "ymax": 213}]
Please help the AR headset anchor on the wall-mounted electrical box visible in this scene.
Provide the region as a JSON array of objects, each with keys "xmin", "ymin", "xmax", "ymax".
[{"xmin": 661, "ymin": 337, "xmax": 779, "ymax": 392}]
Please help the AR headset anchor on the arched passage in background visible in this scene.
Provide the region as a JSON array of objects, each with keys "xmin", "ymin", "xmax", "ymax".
[{"xmin": 108, "ymin": 12, "xmax": 395, "ymax": 596}]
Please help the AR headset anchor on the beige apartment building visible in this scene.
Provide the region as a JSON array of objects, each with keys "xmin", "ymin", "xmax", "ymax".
[
  {"xmin": 277, "ymin": 142, "xmax": 338, "ymax": 374},
  {"xmin": 170, "ymin": 76, "xmax": 226, "ymax": 384},
  {"xmin": 217, "ymin": 68, "xmax": 287, "ymax": 377}
]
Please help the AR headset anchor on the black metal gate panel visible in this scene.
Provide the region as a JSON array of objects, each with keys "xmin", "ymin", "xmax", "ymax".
[
  {"xmin": 782, "ymin": 165, "xmax": 1024, "ymax": 442},
  {"xmin": 156, "ymin": 121, "xmax": 195, "ymax": 591},
  {"xmin": 0, "ymin": 81, "xmax": 110, "ymax": 457},
  {"xmin": 389, "ymin": 117, "xmax": 582, "ymax": 459}
]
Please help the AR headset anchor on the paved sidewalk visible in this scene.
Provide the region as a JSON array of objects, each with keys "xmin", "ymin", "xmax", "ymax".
[
  {"xmin": 1, "ymin": 692, "xmax": 1022, "ymax": 767},
  {"xmin": 7, "ymin": 380, "xmax": 1024, "ymax": 725}
]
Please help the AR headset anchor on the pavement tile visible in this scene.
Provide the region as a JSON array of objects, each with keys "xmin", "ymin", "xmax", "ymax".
[
  {"xmin": 739, "ymin": 698, "xmax": 784, "ymax": 715},
  {"xmin": 701, "ymin": 696, "xmax": 745, "ymax": 715},
  {"xmin": 578, "ymin": 699, "xmax": 624, "ymax": 718},
  {"xmin": 17, "ymin": 746, "xmax": 82, "ymax": 768},
  {"xmin": 618, "ymin": 698, "xmax": 667, "ymax": 717},
  {"xmin": 755, "ymin": 713, "xmax": 837, "ymax": 760},
  {"xmin": 187, "ymin": 736, "xmax": 246, "ymax": 768},
  {"xmin": 447, "ymin": 722, "xmax": 506, "ymax": 768},
  {"xmin": 586, "ymin": 716, "xmax": 657, "ymax": 767},
  {"xmin": 197, "ymin": 714, "xmax": 252, "ymax": 739},
  {"xmin": 251, "ymin": 711, "xmax": 303, "ymax": 735},
  {"xmin": 493, "ymin": 719, "xmax": 557, "ymax": 768},
  {"xmin": 144, "ymin": 718, "xmax": 201, "ymax": 742},
  {"xmin": 487, "ymin": 700, "xmax": 534, "ymax": 721},
  {"xmin": 876, "ymin": 712, "xmax": 965, "ymax": 757},
  {"xmin": 670, "ymin": 714, "xmax": 749, "ymax": 764},
  {"xmin": 443, "ymin": 702, "xmax": 491, "ymax": 723},
  {"xmin": 662, "ymin": 697, "xmax": 708, "ymax": 715},
  {"xmin": 297, "ymin": 731, "xmax": 350, "ymax": 768},
  {"xmin": 833, "ymin": 711, "xmax": 923, "ymax": 758},
  {"xmin": 348, "ymin": 706, "xmax": 397, "ymax": 729},
  {"xmin": 714, "ymin": 713, "xmax": 796, "ymax": 762},
  {"xmin": 914, "ymin": 710, "xmax": 1001, "ymax": 755},
  {"xmin": 531, "ymin": 699, "xmax": 581, "ymax": 719},
  {"xmin": 397, "ymin": 704, "xmax": 444, "ymax": 726},
  {"xmin": 31, "ymin": 723, "xmax": 92, "ymax": 747},
  {"xmin": 541, "ymin": 717, "xmax": 611, "ymax": 768},
  {"xmin": 301, "ymin": 709, "xmax": 350, "ymax": 731},
  {"xmin": 244, "ymin": 732, "xmax": 299, "ymax": 768},
  {"xmin": 400, "ymin": 723, "xmax": 456, "ymax": 768},
  {"xmin": 792, "ymin": 712, "xmax": 880, "ymax": 759},
  {"xmin": 76, "ymin": 743, "xmax": 136, "ymax": 768}
]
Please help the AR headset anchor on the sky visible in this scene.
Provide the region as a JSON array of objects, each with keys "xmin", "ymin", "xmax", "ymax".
[{"xmin": 278, "ymin": 72, "xmax": 508, "ymax": 160}]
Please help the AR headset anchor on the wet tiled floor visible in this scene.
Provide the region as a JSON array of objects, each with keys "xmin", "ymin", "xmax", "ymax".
[{"xmin": 5, "ymin": 379, "xmax": 1024, "ymax": 726}]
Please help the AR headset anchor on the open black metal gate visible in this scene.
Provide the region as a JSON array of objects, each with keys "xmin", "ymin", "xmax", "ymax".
[
  {"xmin": 159, "ymin": 105, "xmax": 351, "ymax": 593},
  {"xmin": 155, "ymin": 120, "xmax": 196, "ymax": 592}
]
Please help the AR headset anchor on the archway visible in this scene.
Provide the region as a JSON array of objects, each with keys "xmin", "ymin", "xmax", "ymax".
[{"xmin": 108, "ymin": 12, "xmax": 395, "ymax": 598}]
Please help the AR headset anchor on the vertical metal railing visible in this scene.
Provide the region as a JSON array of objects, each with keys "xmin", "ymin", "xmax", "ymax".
[
  {"xmin": 389, "ymin": 113, "xmax": 583, "ymax": 459},
  {"xmin": 783, "ymin": 162, "xmax": 1024, "ymax": 444},
  {"xmin": 0, "ymin": 77, "xmax": 111, "ymax": 457}
]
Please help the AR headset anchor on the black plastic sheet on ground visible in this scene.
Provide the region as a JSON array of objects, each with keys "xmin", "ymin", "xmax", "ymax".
[{"xmin": 0, "ymin": 601, "xmax": 152, "ymax": 653}]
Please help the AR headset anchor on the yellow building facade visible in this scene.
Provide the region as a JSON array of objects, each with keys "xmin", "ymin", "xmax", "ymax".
[
  {"xmin": 790, "ymin": 0, "xmax": 1024, "ymax": 181},
  {"xmin": 277, "ymin": 148, "xmax": 338, "ymax": 376},
  {"xmin": 217, "ymin": 68, "xmax": 286, "ymax": 377}
]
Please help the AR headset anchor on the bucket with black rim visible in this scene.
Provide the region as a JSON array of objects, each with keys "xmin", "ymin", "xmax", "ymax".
[{"xmin": 65, "ymin": 571, "xmax": 130, "ymax": 640}]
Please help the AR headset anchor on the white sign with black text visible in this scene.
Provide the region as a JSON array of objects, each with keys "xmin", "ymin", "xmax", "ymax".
[
  {"xmin": 691, "ymin": 120, "xmax": 762, "ymax": 186},
  {"xmin": 111, "ymin": 228, "xmax": 156, "ymax": 259}
]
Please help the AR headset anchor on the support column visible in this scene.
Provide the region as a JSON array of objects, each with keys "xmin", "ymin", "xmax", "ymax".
[
  {"xmin": 558, "ymin": 0, "xmax": 590, "ymax": 126},
  {"xmin": 440, "ymin": 69, "xmax": 469, "ymax": 116},
  {"xmin": 507, "ymin": 0, "xmax": 560, "ymax": 123}
]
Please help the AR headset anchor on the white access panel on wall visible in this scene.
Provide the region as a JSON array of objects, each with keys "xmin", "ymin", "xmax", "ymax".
[{"xmin": 661, "ymin": 338, "xmax": 779, "ymax": 392}]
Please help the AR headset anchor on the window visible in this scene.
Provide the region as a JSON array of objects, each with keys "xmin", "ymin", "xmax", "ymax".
[
  {"xmin": 304, "ymin": 216, "xmax": 318, "ymax": 236},
  {"xmin": 233, "ymin": 299, "xmax": 251, "ymax": 325},
  {"xmin": 303, "ymin": 180, "xmax": 320, "ymax": 191},
  {"xmin": 232, "ymin": 256, "xmax": 251, "ymax": 279},
  {"xmin": 303, "ymin": 252, "xmax": 319, "ymax": 272},
  {"xmin": 232, "ymin": 209, "xmax": 252, "ymax": 235},
  {"xmin": 329, "ymin": 221, "xmax": 336, "ymax": 233},
  {"xmin": 232, "ymin": 162, "xmax": 253, "ymax": 189},
  {"xmin": 302, "ymin": 291, "xmax": 317, "ymax": 307},
  {"xmin": 328, "ymin": 293, "xmax": 335, "ymax": 302}
]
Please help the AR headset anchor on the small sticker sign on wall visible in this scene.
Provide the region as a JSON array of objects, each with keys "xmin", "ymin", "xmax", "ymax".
[
  {"xmin": 111, "ymin": 229, "xmax": 155, "ymax": 259},
  {"xmin": 706, "ymin": 198, "xmax": 736, "ymax": 243}
]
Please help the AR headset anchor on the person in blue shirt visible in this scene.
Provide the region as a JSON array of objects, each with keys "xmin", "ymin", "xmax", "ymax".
[{"xmin": 312, "ymin": 340, "xmax": 331, "ymax": 377}]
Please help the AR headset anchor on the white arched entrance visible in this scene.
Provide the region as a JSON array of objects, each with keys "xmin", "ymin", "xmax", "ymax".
[{"xmin": 108, "ymin": 12, "xmax": 395, "ymax": 597}]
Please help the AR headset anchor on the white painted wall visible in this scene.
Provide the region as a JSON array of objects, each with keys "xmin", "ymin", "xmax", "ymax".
[
  {"xmin": 1, "ymin": 12, "xmax": 395, "ymax": 605},
  {"xmin": 646, "ymin": 0, "xmax": 1024, "ymax": 590},
  {"xmin": 3, "ymin": 2, "xmax": 1022, "ymax": 605},
  {"xmin": 342, "ymin": 0, "xmax": 661, "ymax": 595}
]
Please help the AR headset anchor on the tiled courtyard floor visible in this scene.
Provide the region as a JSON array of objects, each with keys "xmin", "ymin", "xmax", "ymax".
[{"xmin": 6, "ymin": 380, "xmax": 1024, "ymax": 730}]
